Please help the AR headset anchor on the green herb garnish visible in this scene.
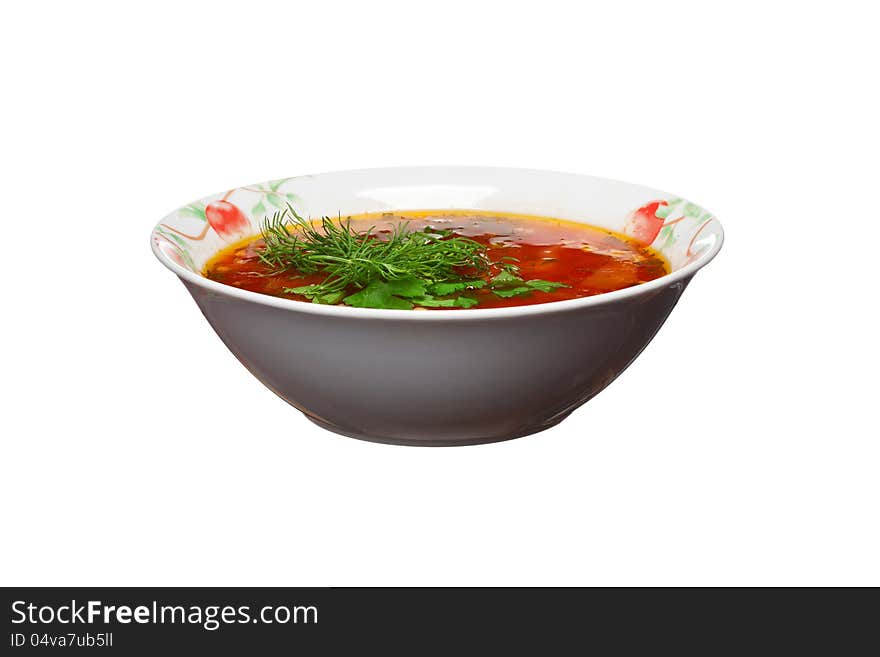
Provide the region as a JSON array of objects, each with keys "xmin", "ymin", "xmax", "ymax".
[
  {"xmin": 259, "ymin": 206, "xmax": 567, "ymax": 309},
  {"xmin": 342, "ymin": 276, "xmax": 478, "ymax": 310},
  {"xmin": 487, "ymin": 269, "xmax": 567, "ymax": 298}
]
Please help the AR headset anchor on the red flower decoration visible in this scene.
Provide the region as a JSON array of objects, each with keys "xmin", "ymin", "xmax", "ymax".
[
  {"xmin": 624, "ymin": 200, "xmax": 667, "ymax": 245},
  {"xmin": 206, "ymin": 200, "xmax": 250, "ymax": 241}
]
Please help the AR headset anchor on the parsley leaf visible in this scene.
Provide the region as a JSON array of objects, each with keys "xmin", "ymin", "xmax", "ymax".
[
  {"xmin": 412, "ymin": 295, "xmax": 479, "ymax": 308},
  {"xmin": 427, "ymin": 280, "xmax": 486, "ymax": 295},
  {"xmin": 490, "ymin": 270, "xmax": 523, "ymax": 286},
  {"xmin": 342, "ymin": 277, "xmax": 482, "ymax": 310},
  {"xmin": 524, "ymin": 279, "xmax": 567, "ymax": 293},
  {"xmin": 492, "ymin": 286, "xmax": 534, "ymax": 298},
  {"xmin": 343, "ymin": 280, "xmax": 415, "ymax": 309},
  {"xmin": 285, "ymin": 285, "xmax": 346, "ymax": 305},
  {"xmin": 487, "ymin": 270, "xmax": 568, "ymax": 298},
  {"xmin": 384, "ymin": 275, "xmax": 428, "ymax": 298}
]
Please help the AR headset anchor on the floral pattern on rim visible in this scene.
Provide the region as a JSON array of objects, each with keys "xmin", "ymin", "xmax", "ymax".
[
  {"xmin": 624, "ymin": 197, "xmax": 716, "ymax": 264},
  {"xmin": 154, "ymin": 178, "xmax": 301, "ymax": 271}
]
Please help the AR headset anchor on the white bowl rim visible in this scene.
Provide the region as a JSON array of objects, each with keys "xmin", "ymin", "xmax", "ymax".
[{"xmin": 151, "ymin": 166, "xmax": 724, "ymax": 321}]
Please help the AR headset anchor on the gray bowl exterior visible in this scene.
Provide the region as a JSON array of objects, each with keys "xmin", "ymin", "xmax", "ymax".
[{"xmin": 183, "ymin": 276, "xmax": 691, "ymax": 446}]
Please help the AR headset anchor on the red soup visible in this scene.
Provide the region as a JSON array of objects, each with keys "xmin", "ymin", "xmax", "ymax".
[{"xmin": 204, "ymin": 210, "xmax": 669, "ymax": 310}]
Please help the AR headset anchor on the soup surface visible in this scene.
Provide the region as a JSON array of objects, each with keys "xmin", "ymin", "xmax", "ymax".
[{"xmin": 205, "ymin": 210, "xmax": 669, "ymax": 309}]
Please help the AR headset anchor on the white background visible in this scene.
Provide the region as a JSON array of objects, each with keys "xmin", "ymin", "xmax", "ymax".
[{"xmin": 2, "ymin": 1, "xmax": 877, "ymax": 586}]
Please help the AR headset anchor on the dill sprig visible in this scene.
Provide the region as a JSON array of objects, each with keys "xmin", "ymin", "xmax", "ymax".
[{"xmin": 258, "ymin": 206, "xmax": 489, "ymax": 302}]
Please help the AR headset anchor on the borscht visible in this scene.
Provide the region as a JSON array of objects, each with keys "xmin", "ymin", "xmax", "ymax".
[{"xmin": 204, "ymin": 209, "xmax": 669, "ymax": 310}]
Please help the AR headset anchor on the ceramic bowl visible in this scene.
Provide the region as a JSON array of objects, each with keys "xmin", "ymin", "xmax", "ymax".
[{"xmin": 151, "ymin": 167, "xmax": 723, "ymax": 446}]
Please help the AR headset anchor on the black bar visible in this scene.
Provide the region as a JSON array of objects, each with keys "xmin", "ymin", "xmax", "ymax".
[{"xmin": 1, "ymin": 587, "xmax": 874, "ymax": 653}]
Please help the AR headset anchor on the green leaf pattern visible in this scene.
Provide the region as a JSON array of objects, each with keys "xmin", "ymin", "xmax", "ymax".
[
  {"xmin": 652, "ymin": 197, "xmax": 713, "ymax": 248},
  {"xmin": 155, "ymin": 227, "xmax": 197, "ymax": 271}
]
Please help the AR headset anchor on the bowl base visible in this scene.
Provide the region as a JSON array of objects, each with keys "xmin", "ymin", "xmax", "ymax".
[{"xmin": 302, "ymin": 413, "xmax": 571, "ymax": 447}]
